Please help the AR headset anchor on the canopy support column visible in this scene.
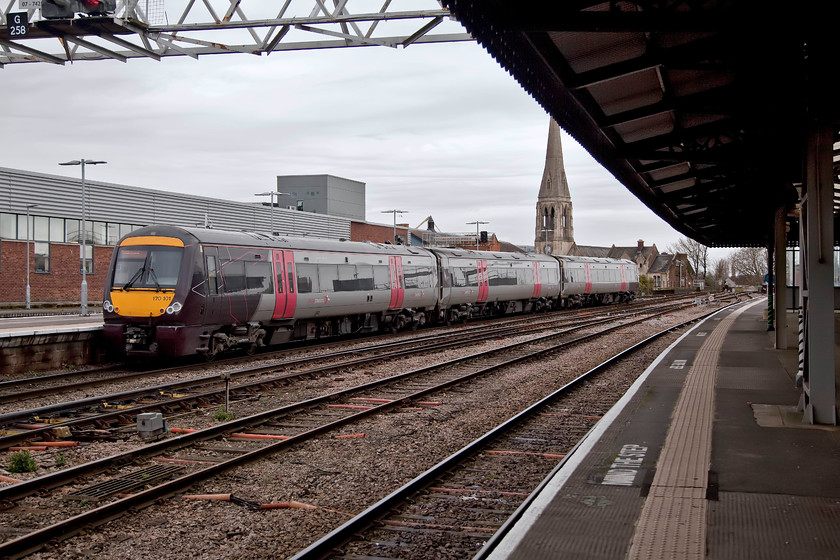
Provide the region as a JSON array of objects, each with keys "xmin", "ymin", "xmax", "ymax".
[
  {"xmin": 799, "ymin": 122, "xmax": 836, "ymax": 425},
  {"xmin": 774, "ymin": 204, "xmax": 788, "ymax": 348}
]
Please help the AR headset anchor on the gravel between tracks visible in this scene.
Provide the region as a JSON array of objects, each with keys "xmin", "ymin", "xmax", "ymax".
[{"xmin": 5, "ymin": 305, "xmax": 716, "ymax": 559}]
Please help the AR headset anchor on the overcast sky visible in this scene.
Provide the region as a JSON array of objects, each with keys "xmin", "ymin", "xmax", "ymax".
[{"xmin": 1, "ymin": 7, "xmax": 730, "ymax": 262}]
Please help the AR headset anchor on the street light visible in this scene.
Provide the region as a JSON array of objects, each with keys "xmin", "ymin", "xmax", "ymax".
[
  {"xmin": 381, "ymin": 209, "xmax": 407, "ymax": 244},
  {"xmin": 466, "ymin": 220, "xmax": 489, "ymax": 251},
  {"xmin": 256, "ymin": 191, "xmax": 290, "ymax": 236},
  {"xmin": 25, "ymin": 204, "xmax": 38, "ymax": 310},
  {"xmin": 59, "ymin": 159, "xmax": 106, "ymax": 316}
]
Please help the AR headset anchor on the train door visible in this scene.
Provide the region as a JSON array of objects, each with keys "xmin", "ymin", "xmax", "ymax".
[
  {"xmin": 477, "ymin": 260, "xmax": 489, "ymax": 302},
  {"xmin": 620, "ymin": 264, "xmax": 628, "ymax": 292},
  {"xmin": 388, "ymin": 256, "xmax": 404, "ymax": 309},
  {"xmin": 532, "ymin": 261, "xmax": 542, "ymax": 298},
  {"xmin": 203, "ymin": 246, "xmax": 222, "ymax": 325},
  {"xmin": 272, "ymin": 250, "xmax": 297, "ymax": 319},
  {"xmin": 584, "ymin": 263, "xmax": 592, "ymax": 294}
]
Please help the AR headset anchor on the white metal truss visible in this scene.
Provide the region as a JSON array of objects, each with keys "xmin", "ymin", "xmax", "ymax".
[{"xmin": 0, "ymin": 0, "xmax": 472, "ymax": 67}]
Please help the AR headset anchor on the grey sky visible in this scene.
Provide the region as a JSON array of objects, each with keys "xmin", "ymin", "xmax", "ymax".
[{"xmin": 1, "ymin": 15, "xmax": 722, "ymax": 260}]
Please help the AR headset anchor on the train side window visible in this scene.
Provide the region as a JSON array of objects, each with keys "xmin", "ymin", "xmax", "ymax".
[
  {"xmin": 206, "ymin": 256, "xmax": 218, "ymax": 295},
  {"xmin": 373, "ymin": 265, "xmax": 391, "ymax": 290},
  {"xmin": 288, "ymin": 270, "xmax": 295, "ymax": 293},
  {"xmin": 296, "ymin": 264, "xmax": 318, "ymax": 293},
  {"xmin": 319, "ymin": 264, "xmax": 339, "ymax": 292},
  {"xmin": 335, "ymin": 264, "xmax": 357, "ymax": 291},
  {"xmin": 221, "ymin": 261, "xmax": 247, "ymax": 295},
  {"xmin": 403, "ymin": 266, "xmax": 419, "ymax": 289},
  {"xmin": 247, "ymin": 261, "xmax": 273, "ymax": 294},
  {"xmin": 356, "ymin": 265, "xmax": 375, "ymax": 290},
  {"xmin": 417, "ymin": 264, "xmax": 433, "ymax": 289}
]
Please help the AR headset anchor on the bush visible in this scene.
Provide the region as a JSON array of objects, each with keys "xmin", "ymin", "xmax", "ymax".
[
  {"xmin": 8, "ymin": 450, "xmax": 37, "ymax": 473},
  {"xmin": 213, "ymin": 407, "xmax": 234, "ymax": 422}
]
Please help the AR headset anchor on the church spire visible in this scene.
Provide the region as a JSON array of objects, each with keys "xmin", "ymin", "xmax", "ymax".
[{"xmin": 535, "ymin": 118, "xmax": 574, "ymax": 255}]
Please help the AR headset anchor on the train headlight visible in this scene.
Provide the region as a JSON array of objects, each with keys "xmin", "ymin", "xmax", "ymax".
[
  {"xmin": 165, "ymin": 301, "xmax": 183, "ymax": 315},
  {"xmin": 103, "ymin": 300, "xmax": 114, "ymax": 313}
]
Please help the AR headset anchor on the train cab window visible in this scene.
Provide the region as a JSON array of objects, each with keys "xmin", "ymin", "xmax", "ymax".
[
  {"xmin": 206, "ymin": 256, "xmax": 218, "ymax": 295},
  {"xmin": 112, "ymin": 245, "xmax": 183, "ymax": 290}
]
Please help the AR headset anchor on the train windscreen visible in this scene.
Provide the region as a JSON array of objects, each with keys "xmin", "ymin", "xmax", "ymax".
[{"xmin": 112, "ymin": 246, "xmax": 183, "ymax": 290}]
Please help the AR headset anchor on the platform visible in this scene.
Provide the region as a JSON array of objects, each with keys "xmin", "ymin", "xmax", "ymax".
[
  {"xmin": 0, "ymin": 314, "xmax": 105, "ymax": 375},
  {"xmin": 488, "ymin": 299, "xmax": 840, "ymax": 560}
]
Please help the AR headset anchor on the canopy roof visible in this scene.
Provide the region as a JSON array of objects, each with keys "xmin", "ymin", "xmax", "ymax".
[{"xmin": 443, "ymin": 1, "xmax": 839, "ymax": 247}]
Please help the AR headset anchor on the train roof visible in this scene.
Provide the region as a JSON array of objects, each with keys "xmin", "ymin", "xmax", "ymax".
[
  {"xmin": 118, "ymin": 225, "xmax": 433, "ymax": 257},
  {"xmin": 428, "ymin": 247, "xmax": 556, "ymax": 263},
  {"xmin": 554, "ymin": 255, "xmax": 635, "ymax": 266}
]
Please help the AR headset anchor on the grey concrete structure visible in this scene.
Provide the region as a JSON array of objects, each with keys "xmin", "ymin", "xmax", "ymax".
[{"xmin": 276, "ymin": 174, "xmax": 365, "ymax": 221}]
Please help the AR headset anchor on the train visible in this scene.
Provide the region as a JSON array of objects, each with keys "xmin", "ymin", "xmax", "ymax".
[{"xmin": 101, "ymin": 225, "xmax": 638, "ymax": 358}]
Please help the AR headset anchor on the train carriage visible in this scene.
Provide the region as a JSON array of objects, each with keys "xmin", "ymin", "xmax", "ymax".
[
  {"xmin": 103, "ymin": 226, "xmax": 438, "ymax": 358},
  {"xmin": 429, "ymin": 247, "xmax": 560, "ymax": 322},
  {"xmin": 555, "ymin": 255, "xmax": 638, "ymax": 307}
]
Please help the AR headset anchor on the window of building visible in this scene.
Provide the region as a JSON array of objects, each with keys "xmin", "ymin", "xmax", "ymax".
[
  {"xmin": 16, "ymin": 214, "xmax": 32, "ymax": 241},
  {"xmin": 34, "ymin": 242, "xmax": 50, "ymax": 273},
  {"xmin": 49, "ymin": 217, "xmax": 64, "ymax": 242},
  {"xmin": 107, "ymin": 223, "xmax": 121, "ymax": 245},
  {"xmin": 92, "ymin": 221, "xmax": 107, "ymax": 245},
  {"xmin": 81, "ymin": 244, "xmax": 93, "ymax": 274},
  {"xmin": 65, "ymin": 219, "xmax": 81, "ymax": 243},
  {"xmin": 0, "ymin": 213, "xmax": 15, "ymax": 239},
  {"xmin": 33, "ymin": 216, "xmax": 49, "ymax": 241}
]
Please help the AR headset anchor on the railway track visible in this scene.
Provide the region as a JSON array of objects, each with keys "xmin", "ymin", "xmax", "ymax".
[
  {"xmin": 292, "ymin": 313, "xmax": 706, "ymax": 559},
  {"xmin": 0, "ymin": 294, "xmax": 694, "ymax": 399},
  {"xmin": 0, "ymin": 297, "xmax": 703, "ymax": 449},
  {"xmin": 0, "ymin": 299, "xmax": 720, "ymax": 558}
]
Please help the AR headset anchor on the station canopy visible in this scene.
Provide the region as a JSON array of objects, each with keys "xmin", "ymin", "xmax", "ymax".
[{"xmin": 442, "ymin": 1, "xmax": 840, "ymax": 248}]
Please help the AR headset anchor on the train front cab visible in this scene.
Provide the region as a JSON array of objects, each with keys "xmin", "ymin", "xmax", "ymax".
[{"xmin": 103, "ymin": 231, "xmax": 205, "ymax": 357}]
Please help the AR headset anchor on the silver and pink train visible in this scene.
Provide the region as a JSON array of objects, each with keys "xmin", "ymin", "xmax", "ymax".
[{"xmin": 102, "ymin": 225, "xmax": 638, "ymax": 358}]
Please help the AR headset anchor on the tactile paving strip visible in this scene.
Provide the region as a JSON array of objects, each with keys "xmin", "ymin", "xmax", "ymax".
[{"xmin": 627, "ymin": 302, "xmax": 760, "ymax": 560}]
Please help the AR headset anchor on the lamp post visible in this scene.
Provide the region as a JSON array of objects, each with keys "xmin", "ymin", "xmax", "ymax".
[
  {"xmin": 381, "ymin": 209, "xmax": 407, "ymax": 244},
  {"xmin": 59, "ymin": 159, "xmax": 106, "ymax": 316},
  {"xmin": 466, "ymin": 220, "xmax": 489, "ymax": 251},
  {"xmin": 25, "ymin": 204, "xmax": 38, "ymax": 310},
  {"xmin": 256, "ymin": 191, "xmax": 290, "ymax": 236}
]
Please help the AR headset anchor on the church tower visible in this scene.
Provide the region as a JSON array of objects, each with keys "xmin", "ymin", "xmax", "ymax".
[{"xmin": 535, "ymin": 119, "xmax": 575, "ymax": 255}]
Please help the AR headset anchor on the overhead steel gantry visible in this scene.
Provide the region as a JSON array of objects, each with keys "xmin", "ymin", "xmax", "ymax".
[{"xmin": 0, "ymin": 0, "xmax": 472, "ymax": 66}]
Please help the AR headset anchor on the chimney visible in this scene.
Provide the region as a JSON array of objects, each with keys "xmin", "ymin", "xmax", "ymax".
[
  {"xmin": 428, "ymin": 218, "xmax": 435, "ymax": 231},
  {"xmin": 637, "ymin": 239, "xmax": 644, "ymax": 252}
]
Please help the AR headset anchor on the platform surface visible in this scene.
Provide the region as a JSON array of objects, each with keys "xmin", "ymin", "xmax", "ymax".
[
  {"xmin": 0, "ymin": 313, "xmax": 103, "ymax": 337},
  {"xmin": 489, "ymin": 300, "xmax": 840, "ymax": 560}
]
